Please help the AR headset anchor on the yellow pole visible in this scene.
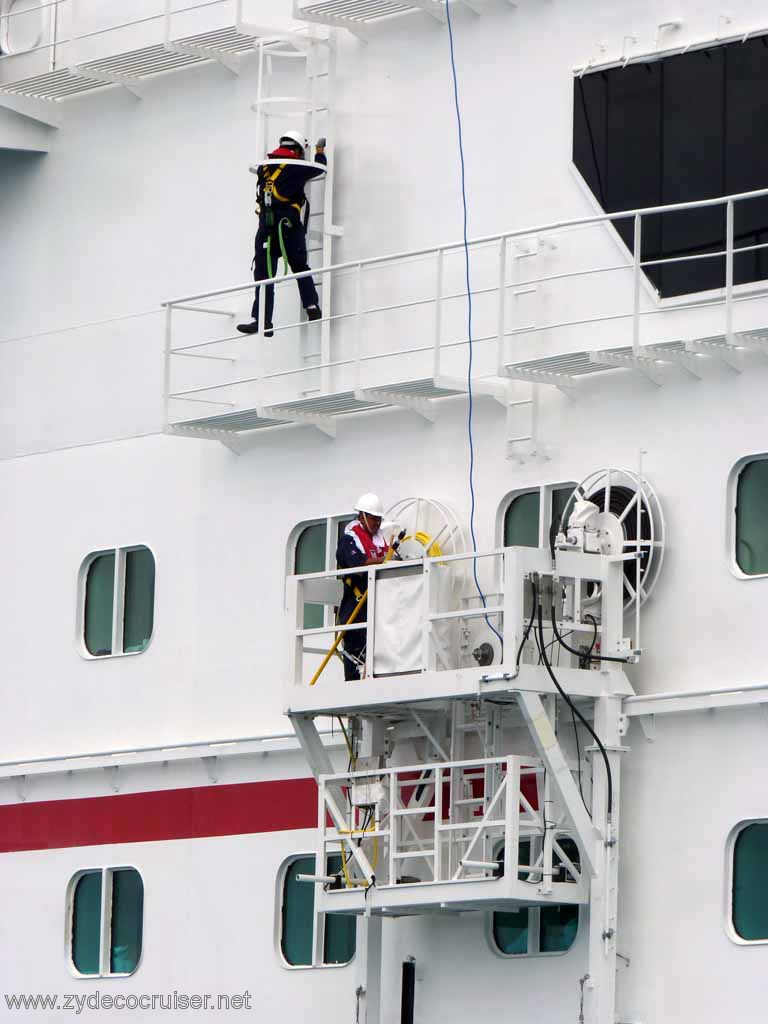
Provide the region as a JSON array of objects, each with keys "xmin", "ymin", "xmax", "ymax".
[
  {"xmin": 308, "ymin": 545, "xmax": 395, "ymax": 688},
  {"xmin": 308, "ymin": 589, "xmax": 368, "ymax": 687}
]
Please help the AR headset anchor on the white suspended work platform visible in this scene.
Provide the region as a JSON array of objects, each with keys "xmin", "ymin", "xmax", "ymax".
[
  {"xmin": 162, "ymin": 186, "xmax": 768, "ymax": 455},
  {"xmin": 312, "ymin": 755, "xmax": 588, "ymax": 917},
  {"xmin": 0, "ymin": 0, "xmax": 316, "ymax": 113}
]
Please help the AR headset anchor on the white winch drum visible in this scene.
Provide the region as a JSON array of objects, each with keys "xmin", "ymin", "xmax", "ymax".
[{"xmin": 557, "ymin": 468, "xmax": 666, "ymax": 610}]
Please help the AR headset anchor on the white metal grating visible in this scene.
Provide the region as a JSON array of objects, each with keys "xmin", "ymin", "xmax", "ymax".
[
  {"xmin": 171, "ymin": 26, "xmax": 263, "ymax": 56},
  {"xmin": 0, "ymin": 68, "xmax": 105, "ymax": 100},
  {"xmin": 294, "ymin": 0, "xmax": 448, "ymax": 31},
  {"xmin": 79, "ymin": 43, "xmax": 207, "ymax": 82},
  {"xmin": 173, "ymin": 409, "xmax": 290, "ymax": 432},
  {"xmin": 507, "ymin": 341, "xmax": 695, "ymax": 388},
  {"xmin": 360, "ymin": 377, "xmax": 465, "ymax": 401},
  {"xmin": 268, "ymin": 390, "xmax": 388, "ymax": 418}
]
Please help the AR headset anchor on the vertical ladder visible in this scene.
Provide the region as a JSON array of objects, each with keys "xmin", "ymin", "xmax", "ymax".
[{"xmin": 252, "ymin": 30, "xmax": 343, "ymax": 397}]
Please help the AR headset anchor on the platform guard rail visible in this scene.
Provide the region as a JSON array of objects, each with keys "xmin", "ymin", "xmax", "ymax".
[
  {"xmin": 312, "ymin": 754, "xmax": 587, "ymax": 914},
  {"xmin": 162, "ymin": 186, "xmax": 768, "ymax": 425}
]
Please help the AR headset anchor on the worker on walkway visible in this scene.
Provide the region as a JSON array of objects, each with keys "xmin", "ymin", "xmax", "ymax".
[
  {"xmin": 336, "ymin": 494, "xmax": 391, "ymax": 681},
  {"xmin": 237, "ymin": 130, "xmax": 326, "ymax": 337}
]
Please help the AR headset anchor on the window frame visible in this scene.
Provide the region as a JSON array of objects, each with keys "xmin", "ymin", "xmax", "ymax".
[
  {"xmin": 728, "ymin": 454, "xmax": 768, "ymax": 580},
  {"xmin": 498, "ymin": 482, "xmax": 578, "ymax": 549},
  {"xmin": 286, "ymin": 515, "xmax": 355, "ymax": 624},
  {"xmin": 726, "ymin": 819, "xmax": 768, "ymax": 946},
  {"xmin": 569, "ymin": 36, "xmax": 768, "ymax": 313},
  {"xmin": 487, "ymin": 905, "xmax": 581, "ymax": 960},
  {"xmin": 275, "ymin": 853, "xmax": 356, "ymax": 971},
  {"xmin": 77, "ymin": 544, "xmax": 156, "ymax": 660},
  {"xmin": 486, "ymin": 836, "xmax": 581, "ymax": 959},
  {"xmin": 65, "ymin": 866, "xmax": 145, "ymax": 979}
]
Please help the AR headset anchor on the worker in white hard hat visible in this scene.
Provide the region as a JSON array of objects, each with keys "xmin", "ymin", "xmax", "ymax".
[
  {"xmin": 335, "ymin": 494, "xmax": 391, "ymax": 681},
  {"xmin": 237, "ymin": 130, "xmax": 327, "ymax": 338}
]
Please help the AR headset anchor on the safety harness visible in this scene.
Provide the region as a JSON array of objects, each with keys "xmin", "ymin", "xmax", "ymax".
[{"xmin": 342, "ymin": 521, "xmax": 389, "ymax": 598}]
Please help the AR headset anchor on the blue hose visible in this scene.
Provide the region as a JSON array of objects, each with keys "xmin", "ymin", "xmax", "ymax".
[{"xmin": 444, "ymin": 0, "xmax": 504, "ymax": 650}]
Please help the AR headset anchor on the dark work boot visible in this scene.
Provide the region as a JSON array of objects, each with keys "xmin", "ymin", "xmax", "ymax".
[
  {"xmin": 237, "ymin": 321, "xmax": 274, "ymax": 337},
  {"xmin": 306, "ymin": 306, "xmax": 322, "ymax": 322}
]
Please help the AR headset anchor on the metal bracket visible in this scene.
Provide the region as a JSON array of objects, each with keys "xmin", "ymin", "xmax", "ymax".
[
  {"xmin": 202, "ymin": 755, "xmax": 219, "ymax": 783},
  {"xmin": 355, "ymin": 388, "xmax": 435, "ymax": 423},
  {"xmin": 165, "ymin": 41, "xmax": 240, "ymax": 75},
  {"xmin": 0, "ymin": 92, "xmax": 63, "ymax": 128},
  {"xmin": 75, "ymin": 66, "xmax": 144, "ymax": 99},
  {"xmin": 12, "ymin": 775, "xmax": 27, "ymax": 802},
  {"xmin": 637, "ymin": 714, "xmax": 655, "ymax": 742},
  {"xmin": 106, "ymin": 765, "xmax": 120, "ymax": 793}
]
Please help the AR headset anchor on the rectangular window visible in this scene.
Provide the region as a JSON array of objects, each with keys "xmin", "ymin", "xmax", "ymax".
[
  {"xmin": 502, "ymin": 484, "xmax": 576, "ymax": 549},
  {"xmin": 70, "ymin": 868, "xmax": 143, "ymax": 977},
  {"xmin": 291, "ymin": 517, "xmax": 354, "ymax": 631},
  {"xmin": 574, "ymin": 36, "xmax": 768, "ymax": 297},
  {"xmin": 80, "ymin": 546, "xmax": 155, "ymax": 658},
  {"xmin": 280, "ymin": 855, "xmax": 356, "ymax": 968},
  {"xmin": 732, "ymin": 822, "xmax": 768, "ymax": 941},
  {"xmin": 735, "ymin": 458, "xmax": 768, "ymax": 575}
]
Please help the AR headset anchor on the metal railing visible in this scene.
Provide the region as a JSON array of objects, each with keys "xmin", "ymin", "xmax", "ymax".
[
  {"xmin": 163, "ymin": 186, "xmax": 768, "ymax": 422},
  {"xmin": 316, "ymin": 755, "xmax": 584, "ymax": 897},
  {"xmin": 0, "ymin": 0, "xmax": 258, "ymax": 76},
  {"xmin": 287, "ymin": 544, "xmax": 627, "ymax": 692}
]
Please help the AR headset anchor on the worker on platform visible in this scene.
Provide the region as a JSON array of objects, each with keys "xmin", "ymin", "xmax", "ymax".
[
  {"xmin": 237, "ymin": 130, "xmax": 327, "ymax": 338},
  {"xmin": 336, "ymin": 494, "xmax": 391, "ymax": 681}
]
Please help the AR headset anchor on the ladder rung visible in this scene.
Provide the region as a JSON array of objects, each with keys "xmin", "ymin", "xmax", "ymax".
[
  {"xmin": 453, "ymin": 798, "xmax": 484, "ymax": 806},
  {"xmin": 393, "ymin": 806, "xmax": 435, "ymax": 816},
  {"xmin": 392, "ymin": 850, "xmax": 436, "ymax": 859},
  {"xmin": 437, "ymin": 820, "xmax": 505, "ymax": 832}
]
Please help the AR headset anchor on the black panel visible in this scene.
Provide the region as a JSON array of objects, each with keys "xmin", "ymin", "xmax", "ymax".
[{"xmin": 573, "ymin": 36, "xmax": 768, "ymax": 297}]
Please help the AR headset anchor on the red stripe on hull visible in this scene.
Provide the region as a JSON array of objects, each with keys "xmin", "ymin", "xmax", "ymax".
[{"xmin": 0, "ymin": 779, "xmax": 318, "ymax": 853}]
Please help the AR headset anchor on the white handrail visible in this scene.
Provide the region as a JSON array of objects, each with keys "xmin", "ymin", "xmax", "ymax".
[{"xmin": 162, "ymin": 185, "xmax": 768, "ymax": 308}]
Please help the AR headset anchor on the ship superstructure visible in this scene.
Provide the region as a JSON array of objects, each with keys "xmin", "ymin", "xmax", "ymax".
[{"xmin": 2, "ymin": 1, "xmax": 768, "ymax": 1022}]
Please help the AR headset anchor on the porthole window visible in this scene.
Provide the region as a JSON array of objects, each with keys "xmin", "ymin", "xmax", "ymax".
[
  {"xmin": 733, "ymin": 457, "xmax": 768, "ymax": 576},
  {"xmin": 68, "ymin": 868, "xmax": 144, "ymax": 977},
  {"xmin": 79, "ymin": 546, "xmax": 155, "ymax": 657},
  {"xmin": 502, "ymin": 483, "xmax": 576, "ymax": 548},
  {"xmin": 279, "ymin": 855, "xmax": 356, "ymax": 968},
  {"xmin": 730, "ymin": 822, "xmax": 768, "ymax": 942}
]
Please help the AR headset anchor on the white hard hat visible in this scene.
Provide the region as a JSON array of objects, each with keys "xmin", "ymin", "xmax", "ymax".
[
  {"xmin": 356, "ymin": 493, "xmax": 384, "ymax": 517},
  {"xmin": 280, "ymin": 129, "xmax": 308, "ymax": 152}
]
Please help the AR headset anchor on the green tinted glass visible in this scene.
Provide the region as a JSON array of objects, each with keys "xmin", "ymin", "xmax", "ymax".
[
  {"xmin": 296, "ymin": 524, "xmax": 326, "ymax": 629},
  {"xmin": 493, "ymin": 908, "xmax": 529, "ymax": 954},
  {"xmin": 504, "ymin": 492, "xmax": 540, "ymax": 548},
  {"xmin": 110, "ymin": 869, "xmax": 144, "ymax": 973},
  {"xmin": 539, "ymin": 904, "xmax": 579, "ymax": 952},
  {"xmin": 736, "ymin": 461, "xmax": 768, "ymax": 574},
  {"xmin": 72, "ymin": 872, "xmax": 102, "ymax": 975},
  {"xmin": 733, "ymin": 823, "xmax": 768, "ymax": 940},
  {"xmin": 85, "ymin": 553, "xmax": 115, "ymax": 656},
  {"xmin": 123, "ymin": 548, "xmax": 155, "ymax": 653},
  {"xmin": 282, "ymin": 856, "xmax": 315, "ymax": 966},
  {"xmin": 324, "ymin": 855, "xmax": 356, "ymax": 964},
  {"xmin": 552, "ymin": 486, "xmax": 575, "ymax": 536}
]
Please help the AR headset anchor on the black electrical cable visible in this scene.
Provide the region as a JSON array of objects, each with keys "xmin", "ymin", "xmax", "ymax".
[
  {"xmin": 515, "ymin": 576, "xmax": 538, "ymax": 670},
  {"xmin": 550, "ymin": 605, "xmax": 629, "ymax": 664},
  {"xmin": 535, "ymin": 587, "xmax": 613, "ymax": 817}
]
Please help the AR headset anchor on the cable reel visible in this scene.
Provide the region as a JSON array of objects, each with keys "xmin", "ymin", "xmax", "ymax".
[
  {"xmin": 556, "ymin": 468, "xmax": 665, "ymax": 610},
  {"xmin": 384, "ymin": 497, "xmax": 467, "ymax": 564}
]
